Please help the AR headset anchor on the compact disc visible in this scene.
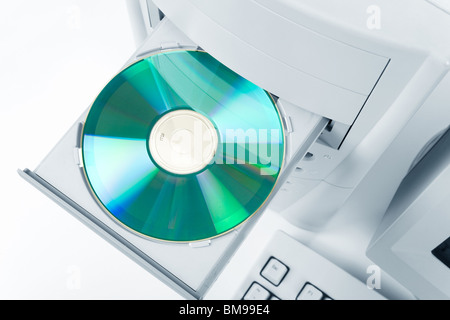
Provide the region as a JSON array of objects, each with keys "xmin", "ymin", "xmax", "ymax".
[{"xmin": 81, "ymin": 50, "xmax": 284, "ymax": 242}]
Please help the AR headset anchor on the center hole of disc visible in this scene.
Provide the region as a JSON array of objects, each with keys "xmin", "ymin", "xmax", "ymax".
[{"xmin": 149, "ymin": 110, "xmax": 218, "ymax": 175}]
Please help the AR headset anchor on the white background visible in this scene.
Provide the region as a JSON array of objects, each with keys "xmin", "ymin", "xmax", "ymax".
[{"xmin": 0, "ymin": 0, "xmax": 184, "ymax": 299}]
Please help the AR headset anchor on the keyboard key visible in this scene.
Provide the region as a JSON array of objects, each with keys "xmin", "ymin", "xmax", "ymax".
[
  {"xmin": 260, "ymin": 257, "xmax": 289, "ymax": 286},
  {"xmin": 297, "ymin": 283, "xmax": 324, "ymax": 300},
  {"xmin": 243, "ymin": 282, "xmax": 271, "ymax": 300},
  {"xmin": 270, "ymin": 295, "xmax": 281, "ymax": 300}
]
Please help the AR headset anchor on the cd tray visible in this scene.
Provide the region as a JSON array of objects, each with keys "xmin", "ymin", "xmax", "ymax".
[{"xmin": 19, "ymin": 18, "xmax": 328, "ymax": 299}]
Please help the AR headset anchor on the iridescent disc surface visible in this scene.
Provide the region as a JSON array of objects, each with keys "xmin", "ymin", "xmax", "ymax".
[{"xmin": 82, "ymin": 50, "xmax": 284, "ymax": 242}]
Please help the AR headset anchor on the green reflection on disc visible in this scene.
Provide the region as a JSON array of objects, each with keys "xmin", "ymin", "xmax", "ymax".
[{"xmin": 82, "ymin": 50, "xmax": 284, "ymax": 242}]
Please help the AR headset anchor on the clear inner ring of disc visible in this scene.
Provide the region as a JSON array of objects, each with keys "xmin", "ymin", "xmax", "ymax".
[{"xmin": 149, "ymin": 109, "xmax": 218, "ymax": 175}]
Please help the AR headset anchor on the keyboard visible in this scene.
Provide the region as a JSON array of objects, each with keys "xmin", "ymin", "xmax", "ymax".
[{"xmin": 235, "ymin": 231, "xmax": 385, "ymax": 300}]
